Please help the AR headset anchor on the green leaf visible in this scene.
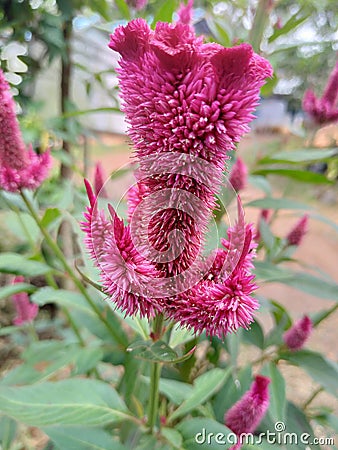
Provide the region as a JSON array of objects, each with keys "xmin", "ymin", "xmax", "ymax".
[
  {"xmin": 178, "ymin": 418, "xmax": 232, "ymax": 449},
  {"xmin": 161, "ymin": 428, "xmax": 183, "ymax": 449},
  {"xmin": 284, "ymin": 402, "xmax": 320, "ymax": 450},
  {"xmin": 42, "ymin": 426, "xmax": 127, "ymax": 450},
  {"xmin": 157, "ymin": 377, "xmax": 193, "ymax": 405},
  {"xmin": 268, "ymin": 10, "xmax": 311, "ymax": 43},
  {"xmin": 258, "ymin": 148, "xmax": 337, "ymax": 165},
  {"xmin": 279, "ymin": 350, "xmax": 338, "ymax": 397},
  {"xmin": 248, "ymin": 175, "xmax": 272, "ymax": 196},
  {"xmin": 252, "ymin": 168, "xmax": 332, "ymax": 184},
  {"xmin": 258, "ymin": 217, "xmax": 276, "ymax": 251},
  {"xmin": 169, "ymin": 326, "xmax": 195, "ymax": 348},
  {"xmin": 153, "ymin": 0, "xmax": 177, "ymax": 24},
  {"xmin": 40, "ymin": 208, "xmax": 62, "ymax": 229},
  {"xmin": 114, "ymin": 0, "xmax": 130, "ymax": 19},
  {"xmin": 212, "ymin": 365, "xmax": 252, "ymax": 422},
  {"xmin": 31, "ymin": 287, "xmax": 92, "ymax": 313},
  {"xmin": 260, "ymin": 72, "xmax": 278, "ymax": 97},
  {"xmin": 169, "ymin": 368, "xmax": 231, "ymax": 421},
  {"xmin": 127, "ymin": 340, "xmax": 195, "ymax": 364},
  {"xmin": 254, "ymin": 262, "xmax": 338, "ymax": 301},
  {"xmin": 246, "ymin": 198, "xmax": 312, "ymax": 211},
  {"xmin": 89, "ymin": 0, "xmax": 111, "ymax": 21},
  {"xmin": 0, "ymin": 282, "xmax": 36, "ymax": 301},
  {"xmin": 0, "ymin": 379, "xmax": 130, "ymax": 427},
  {"xmin": 262, "ymin": 363, "xmax": 286, "ymax": 422},
  {"xmin": 0, "ymin": 253, "xmax": 52, "ymax": 277},
  {"xmin": 242, "ymin": 320, "xmax": 265, "ymax": 349},
  {"xmin": 0, "ymin": 415, "xmax": 17, "ymax": 450}
]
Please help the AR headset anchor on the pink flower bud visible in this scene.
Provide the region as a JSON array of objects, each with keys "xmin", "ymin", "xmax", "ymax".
[
  {"xmin": 94, "ymin": 162, "xmax": 108, "ymax": 198},
  {"xmin": 126, "ymin": 0, "xmax": 147, "ymax": 10},
  {"xmin": 286, "ymin": 214, "xmax": 309, "ymax": 246},
  {"xmin": 283, "ymin": 315, "xmax": 312, "ymax": 351},
  {"xmin": 11, "ymin": 276, "xmax": 38, "ymax": 326},
  {"xmin": 0, "ymin": 69, "xmax": 51, "ymax": 192},
  {"xmin": 177, "ymin": 0, "xmax": 193, "ymax": 26},
  {"xmin": 302, "ymin": 61, "xmax": 338, "ymax": 125},
  {"xmin": 229, "ymin": 157, "xmax": 248, "ymax": 192},
  {"xmin": 225, "ymin": 375, "xmax": 270, "ymax": 445}
]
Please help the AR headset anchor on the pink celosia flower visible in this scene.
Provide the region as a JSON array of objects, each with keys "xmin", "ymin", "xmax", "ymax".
[
  {"xmin": 11, "ymin": 276, "xmax": 38, "ymax": 326},
  {"xmin": 225, "ymin": 375, "xmax": 270, "ymax": 449},
  {"xmin": 0, "ymin": 69, "xmax": 51, "ymax": 192},
  {"xmin": 81, "ymin": 18, "xmax": 271, "ymax": 335},
  {"xmin": 166, "ymin": 204, "xmax": 259, "ymax": 338},
  {"xmin": 126, "ymin": 0, "xmax": 147, "ymax": 11},
  {"xmin": 229, "ymin": 157, "xmax": 248, "ymax": 192},
  {"xmin": 286, "ymin": 214, "xmax": 309, "ymax": 246},
  {"xmin": 81, "ymin": 180, "xmax": 162, "ymax": 317},
  {"xmin": 302, "ymin": 61, "xmax": 338, "ymax": 125},
  {"xmin": 283, "ymin": 315, "xmax": 312, "ymax": 351},
  {"xmin": 109, "ymin": 19, "xmax": 272, "ymax": 278},
  {"xmin": 177, "ymin": 0, "xmax": 194, "ymax": 25},
  {"xmin": 94, "ymin": 162, "xmax": 108, "ymax": 198}
]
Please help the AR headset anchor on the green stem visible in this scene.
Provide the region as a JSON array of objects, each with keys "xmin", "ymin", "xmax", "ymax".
[
  {"xmin": 147, "ymin": 314, "xmax": 164, "ymax": 433},
  {"xmin": 303, "ymin": 387, "xmax": 323, "ymax": 410},
  {"xmin": 20, "ymin": 190, "xmax": 125, "ymax": 348}
]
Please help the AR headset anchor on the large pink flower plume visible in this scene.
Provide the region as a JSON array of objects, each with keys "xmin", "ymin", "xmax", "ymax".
[
  {"xmin": 81, "ymin": 17, "xmax": 272, "ymax": 337},
  {"xmin": 0, "ymin": 69, "xmax": 51, "ymax": 192}
]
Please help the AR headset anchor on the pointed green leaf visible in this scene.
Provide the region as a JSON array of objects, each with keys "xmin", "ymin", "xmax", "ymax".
[
  {"xmin": 169, "ymin": 368, "xmax": 231, "ymax": 421},
  {"xmin": 127, "ymin": 340, "xmax": 195, "ymax": 364},
  {"xmin": 0, "ymin": 379, "xmax": 130, "ymax": 426},
  {"xmin": 0, "ymin": 253, "xmax": 52, "ymax": 276}
]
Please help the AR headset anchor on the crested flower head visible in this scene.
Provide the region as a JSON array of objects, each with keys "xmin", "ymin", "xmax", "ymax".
[
  {"xmin": 225, "ymin": 374, "xmax": 270, "ymax": 445},
  {"xmin": 229, "ymin": 157, "xmax": 248, "ymax": 192},
  {"xmin": 286, "ymin": 214, "xmax": 309, "ymax": 246},
  {"xmin": 0, "ymin": 69, "xmax": 51, "ymax": 192},
  {"xmin": 283, "ymin": 315, "xmax": 312, "ymax": 351},
  {"xmin": 81, "ymin": 18, "xmax": 271, "ymax": 334},
  {"xmin": 302, "ymin": 61, "xmax": 338, "ymax": 125},
  {"xmin": 11, "ymin": 276, "xmax": 38, "ymax": 326},
  {"xmin": 109, "ymin": 19, "xmax": 272, "ymax": 278},
  {"xmin": 94, "ymin": 162, "xmax": 108, "ymax": 198}
]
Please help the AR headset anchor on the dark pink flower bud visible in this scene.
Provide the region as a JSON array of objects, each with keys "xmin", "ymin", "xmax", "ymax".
[
  {"xmin": 283, "ymin": 315, "xmax": 312, "ymax": 351},
  {"xmin": 275, "ymin": 17, "xmax": 282, "ymax": 29},
  {"xmin": 126, "ymin": 0, "xmax": 147, "ymax": 10},
  {"xmin": 229, "ymin": 157, "xmax": 248, "ymax": 192},
  {"xmin": 0, "ymin": 69, "xmax": 51, "ymax": 192},
  {"xmin": 286, "ymin": 214, "xmax": 309, "ymax": 246},
  {"xmin": 302, "ymin": 61, "xmax": 338, "ymax": 125},
  {"xmin": 11, "ymin": 276, "xmax": 38, "ymax": 326},
  {"xmin": 225, "ymin": 375, "xmax": 270, "ymax": 444},
  {"xmin": 177, "ymin": 0, "xmax": 194, "ymax": 26},
  {"xmin": 94, "ymin": 162, "xmax": 108, "ymax": 198}
]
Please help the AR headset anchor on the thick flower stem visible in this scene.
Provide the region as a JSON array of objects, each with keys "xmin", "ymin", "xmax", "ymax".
[
  {"xmin": 147, "ymin": 314, "xmax": 164, "ymax": 433},
  {"xmin": 20, "ymin": 190, "xmax": 126, "ymax": 348}
]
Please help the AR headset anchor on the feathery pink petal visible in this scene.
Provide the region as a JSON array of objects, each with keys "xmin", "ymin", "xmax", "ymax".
[
  {"xmin": 225, "ymin": 375, "xmax": 270, "ymax": 443},
  {"xmin": 11, "ymin": 276, "xmax": 38, "ymax": 326},
  {"xmin": 177, "ymin": 0, "xmax": 194, "ymax": 26},
  {"xmin": 229, "ymin": 157, "xmax": 248, "ymax": 192},
  {"xmin": 94, "ymin": 162, "xmax": 108, "ymax": 198},
  {"xmin": 283, "ymin": 315, "xmax": 312, "ymax": 351},
  {"xmin": 286, "ymin": 214, "xmax": 309, "ymax": 246},
  {"xmin": 81, "ymin": 180, "xmax": 162, "ymax": 318}
]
